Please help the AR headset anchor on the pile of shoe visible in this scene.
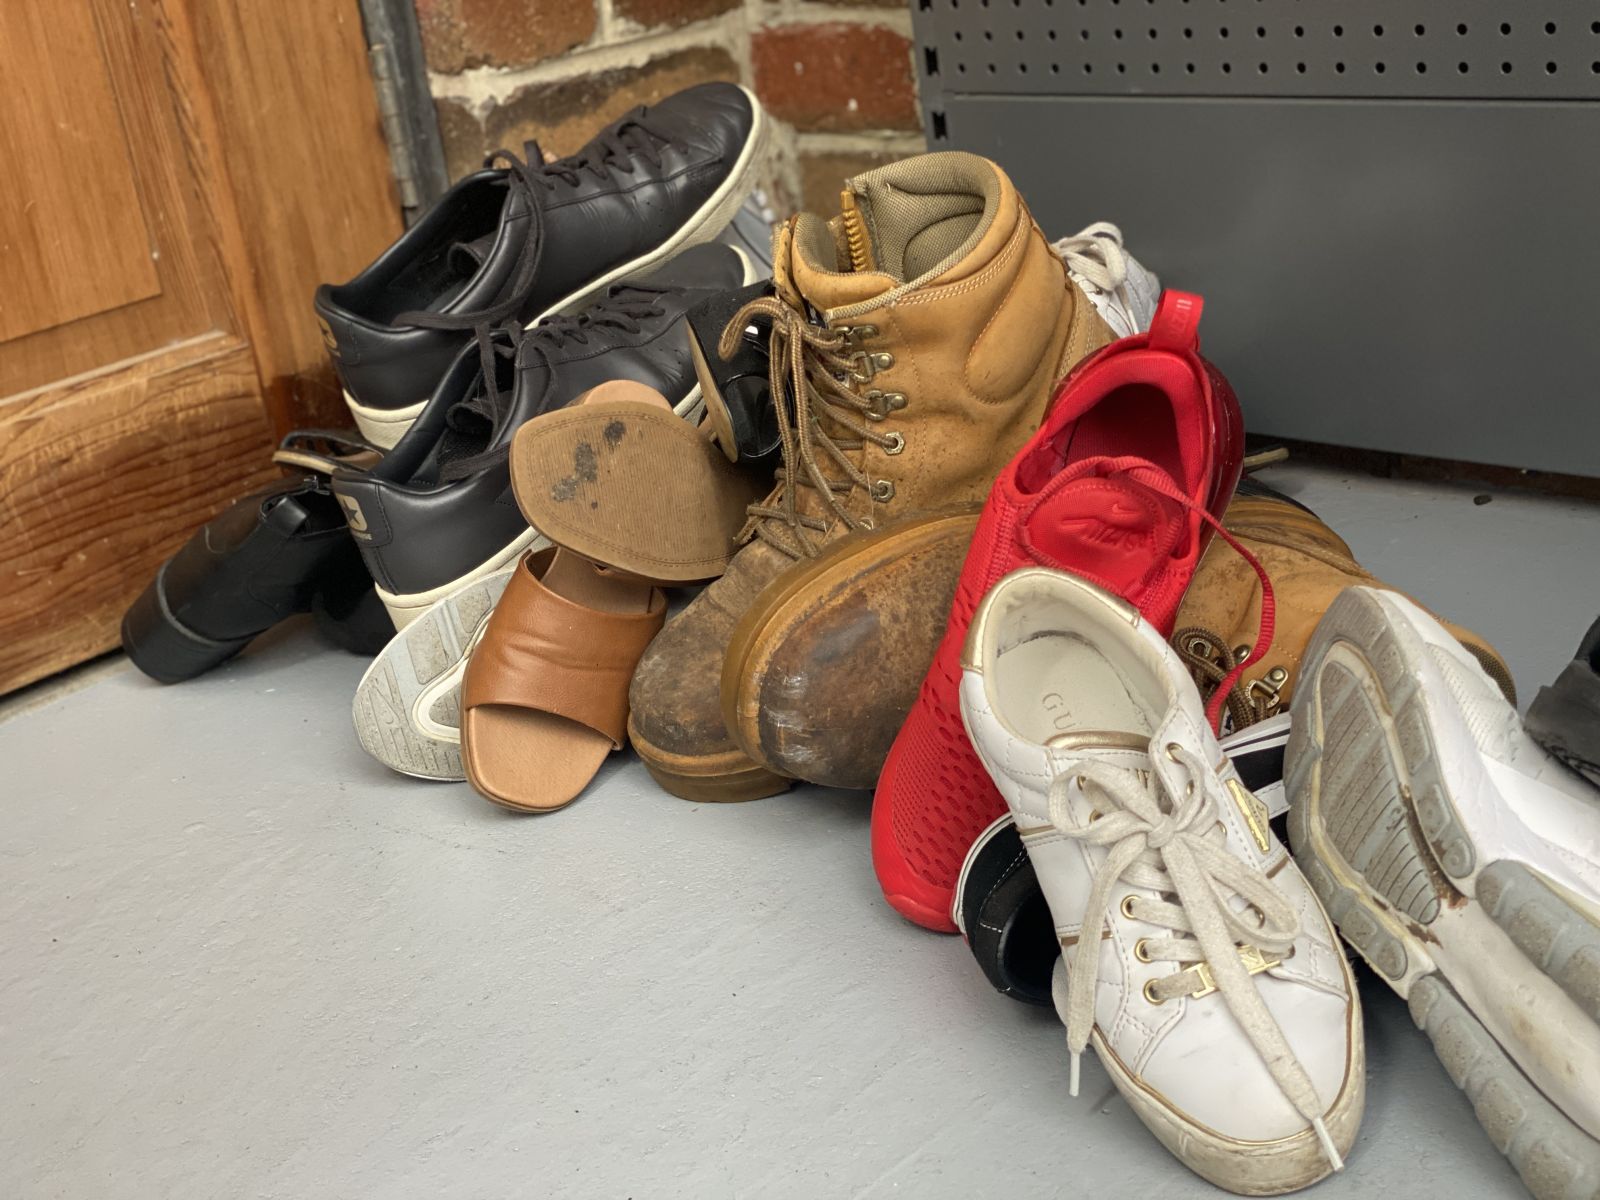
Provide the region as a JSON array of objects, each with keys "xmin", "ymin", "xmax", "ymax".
[{"xmin": 119, "ymin": 81, "xmax": 1600, "ymax": 1199}]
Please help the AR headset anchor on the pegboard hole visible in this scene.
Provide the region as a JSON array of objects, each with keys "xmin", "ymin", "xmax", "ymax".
[
  {"xmin": 1293, "ymin": 25, "xmax": 1304, "ymax": 38},
  {"xmin": 1414, "ymin": 24, "xmax": 1426, "ymax": 37},
  {"xmin": 1500, "ymin": 61, "xmax": 1513, "ymax": 73},
  {"xmin": 1457, "ymin": 61, "xmax": 1469, "ymax": 73},
  {"xmin": 1220, "ymin": 61, "xmax": 1232, "ymax": 73},
  {"xmin": 1415, "ymin": 61, "xmax": 1427, "ymax": 74},
  {"xmin": 1500, "ymin": 23, "xmax": 1512, "ymax": 36},
  {"xmin": 1332, "ymin": 24, "xmax": 1344, "ymax": 38},
  {"xmin": 1373, "ymin": 24, "xmax": 1385, "ymax": 37},
  {"xmin": 1374, "ymin": 61, "xmax": 1386, "ymax": 73},
  {"xmin": 1295, "ymin": 61, "xmax": 1305, "ymax": 73},
  {"xmin": 1255, "ymin": 26, "xmax": 1265, "ymax": 38},
  {"xmin": 1546, "ymin": 61, "xmax": 1558, "ymax": 74},
  {"xmin": 1256, "ymin": 61, "xmax": 1268, "ymax": 73},
  {"xmin": 1456, "ymin": 24, "xmax": 1468, "ymax": 36},
  {"xmin": 1334, "ymin": 61, "xmax": 1345, "ymax": 73},
  {"xmin": 1545, "ymin": 22, "xmax": 1557, "ymax": 35}
]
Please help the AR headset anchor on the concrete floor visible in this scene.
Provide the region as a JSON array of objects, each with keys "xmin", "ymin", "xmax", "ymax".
[{"xmin": 4, "ymin": 462, "xmax": 1597, "ymax": 1199}]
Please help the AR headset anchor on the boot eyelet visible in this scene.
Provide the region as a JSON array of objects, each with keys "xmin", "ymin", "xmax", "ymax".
[
  {"xmin": 1142, "ymin": 979, "xmax": 1166, "ymax": 1006},
  {"xmin": 871, "ymin": 479, "xmax": 896, "ymax": 502},
  {"xmin": 883, "ymin": 432, "xmax": 905, "ymax": 455},
  {"xmin": 870, "ymin": 351, "xmax": 895, "ymax": 371},
  {"xmin": 1165, "ymin": 743, "xmax": 1183, "ymax": 762},
  {"xmin": 1120, "ymin": 894, "xmax": 1139, "ymax": 920},
  {"xmin": 1134, "ymin": 938, "xmax": 1154, "ymax": 963}
]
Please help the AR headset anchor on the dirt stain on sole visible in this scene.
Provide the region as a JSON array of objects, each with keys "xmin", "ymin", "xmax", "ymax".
[{"xmin": 549, "ymin": 441, "xmax": 600, "ymax": 502}]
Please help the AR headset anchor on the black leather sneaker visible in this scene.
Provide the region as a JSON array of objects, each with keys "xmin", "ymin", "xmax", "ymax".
[
  {"xmin": 315, "ymin": 82, "xmax": 766, "ymax": 449},
  {"xmin": 955, "ymin": 715, "xmax": 1294, "ymax": 1005},
  {"xmin": 122, "ymin": 434, "xmax": 391, "ymax": 683},
  {"xmin": 331, "ymin": 241, "xmax": 754, "ymax": 629},
  {"xmin": 1527, "ymin": 615, "xmax": 1600, "ymax": 786}
]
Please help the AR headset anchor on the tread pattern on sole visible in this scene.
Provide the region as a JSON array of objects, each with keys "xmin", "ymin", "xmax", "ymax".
[
  {"xmin": 1478, "ymin": 860, "xmax": 1600, "ymax": 1023},
  {"xmin": 1289, "ymin": 588, "xmax": 1600, "ymax": 1200},
  {"xmin": 1410, "ymin": 974, "xmax": 1600, "ymax": 1200},
  {"xmin": 351, "ymin": 574, "xmax": 508, "ymax": 780}
]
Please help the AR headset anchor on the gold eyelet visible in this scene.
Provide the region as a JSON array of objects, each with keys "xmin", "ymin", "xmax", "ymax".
[
  {"xmin": 1134, "ymin": 938, "xmax": 1153, "ymax": 963},
  {"xmin": 1142, "ymin": 979, "xmax": 1166, "ymax": 1006},
  {"xmin": 871, "ymin": 479, "xmax": 895, "ymax": 502},
  {"xmin": 1165, "ymin": 743, "xmax": 1183, "ymax": 762},
  {"xmin": 1120, "ymin": 894, "xmax": 1139, "ymax": 920},
  {"xmin": 883, "ymin": 432, "xmax": 905, "ymax": 455}
]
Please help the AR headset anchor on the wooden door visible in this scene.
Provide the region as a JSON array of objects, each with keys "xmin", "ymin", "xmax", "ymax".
[{"xmin": 0, "ymin": 0, "xmax": 403, "ymax": 695}]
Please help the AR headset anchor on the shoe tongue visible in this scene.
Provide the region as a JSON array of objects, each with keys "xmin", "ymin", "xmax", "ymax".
[
  {"xmin": 779, "ymin": 212, "xmax": 896, "ymax": 314},
  {"xmin": 1025, "ymin": 463, "xmax": 1187, "ymax": 597},
  {"xmin": 448, "ymin": 231, "xmax": 498, "ymax": 277}
]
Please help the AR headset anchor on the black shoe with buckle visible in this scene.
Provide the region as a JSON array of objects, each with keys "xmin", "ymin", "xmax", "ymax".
[
  {"xmin": 122, "ymin": 432, "xmax": 392, "ymax": 684},
  {"xmin": 314, "ymin": 82, "xmax": 766, "ymax": 450}
]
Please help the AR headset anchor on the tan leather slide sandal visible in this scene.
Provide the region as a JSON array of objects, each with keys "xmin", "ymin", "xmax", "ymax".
[
  {"xmin": 509, "ymin": 381, "xmax": 767, "ymax": 582},
  {"xmin": 460, "ymin": 546, "xmax": 666, "ymax": 812}
]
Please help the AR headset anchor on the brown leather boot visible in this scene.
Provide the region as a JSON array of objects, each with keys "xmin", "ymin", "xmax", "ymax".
[
  {"xmin": 1173, "ymin": 487, "xmax": 1516, "ymax": 727},
  {"xmin": 627, "ymin": 151, "xmax": 1114, "ymax": 801}
]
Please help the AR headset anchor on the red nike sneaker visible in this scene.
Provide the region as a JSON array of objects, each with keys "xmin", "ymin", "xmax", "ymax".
[{"xmin": 870, "ymin": 291, "xmax": 1245, "ymax": 932}]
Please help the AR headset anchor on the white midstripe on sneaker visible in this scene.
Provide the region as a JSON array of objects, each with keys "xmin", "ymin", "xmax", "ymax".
[
  {"xmin": 1288, "ymin": 586, "xmax": 1600, "ymax": 1199},
  {"xmin": 959, "ymin": 566, "xmax": 1364, "ymax": 1196},
  {"xmin": 1052, "ymin": 222, "xmax": 1162, "ymax": 339}
]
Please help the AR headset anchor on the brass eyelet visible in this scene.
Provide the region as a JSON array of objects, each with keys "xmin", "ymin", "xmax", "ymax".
[
  {"xmin": 883, "ymin": 432, "xmax": 905, "ymax": 455},
  {"xmin": 1142, "ymin": 979, "xmax": 1166, "ymax": 1006},
  {"xmin": 1164, "ymin": 742, "xmax": 1183, "ymax": 762},
  {"xmin": 1120, "ymin": 894, "xmax": 1139, "ymax": 920},
  {"xmin": 871, "ymin": 479, "xmax": 896, "ymax": 502},
  {"xmin": 1134, "ymin": 938, "xmax": 1153, "ymax": 963}
]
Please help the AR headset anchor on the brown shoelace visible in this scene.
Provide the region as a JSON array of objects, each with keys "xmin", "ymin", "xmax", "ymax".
[{"xmin": 720, "ymin": 295, "xmax": 901, "ymax": 559}]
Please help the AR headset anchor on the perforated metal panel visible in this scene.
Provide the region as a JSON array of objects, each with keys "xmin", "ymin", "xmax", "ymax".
[
  {"xmin": 917, "ymin": 1, "xmax": 1600, "ymax": 100},
  {"xmin": 913, "ymin": 1, "xmax": 1600, "ymax": 477}
]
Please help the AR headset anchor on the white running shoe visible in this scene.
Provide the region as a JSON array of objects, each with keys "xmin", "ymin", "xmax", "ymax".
[
  {"xmin": 1052, "ymin": 222, "xmax": 1162, "ymax": 338},
  {"xmin": 350, "ymin": 567, "xmax": 514, "ymax": 781},
  {"xmin": 960, "ymin": 566, "xmax": 1363, "ymax": 1195},
  {"xmin": 1288, "ymin": 586, "xmax": 1600, "ymax": 1200}
]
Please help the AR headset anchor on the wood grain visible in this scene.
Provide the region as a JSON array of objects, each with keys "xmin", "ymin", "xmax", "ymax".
[
  {"xmin": 178, "ymin": 0, "xmax": 403, "ymax": 433},
  {"xmin": 0, "ymin": 335, "xmax": 276, "ymax": 694},
  {"xmin": 0, "ymin": 0, "xmax": 235, "ymax": 398},
  {"xmin": 0, "ymin": 3, "xmax": 162, "ymax": 342}
]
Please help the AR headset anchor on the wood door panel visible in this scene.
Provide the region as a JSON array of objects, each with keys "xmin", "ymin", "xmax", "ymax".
[
  {"xmin": 0, "ymin": 3, "xmax": 162, "ymax": 342},
  {"xmin": 0, "ymin": 0, "xmax": 236, "ymax": 399},
  {"xmin": 0, "ymin": 334, "xmax": 275, "ymax": 693}
]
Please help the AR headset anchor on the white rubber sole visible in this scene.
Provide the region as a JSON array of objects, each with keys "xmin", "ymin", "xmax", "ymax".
[
  {"xmin": 352, "ymin": 567, "xmax": 515, "ymax": 781},
  {"xmin": 343, "ymin": 88, "xmax": 769, "ymax": 447},
  {"xmin": 1060, "ymin": 962, "xmax": 1365, "ymax": 1197},
  {"xmin": 1288, "ymin": 587, "xmax": 1600, "ymax": 1200},
  {"xmin": 377, "ymin": 527, "xmax": 549, "ymax": 631}
]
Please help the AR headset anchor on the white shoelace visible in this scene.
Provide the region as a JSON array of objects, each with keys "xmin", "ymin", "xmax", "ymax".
[
  {"xmin": 1048, "ymin": 743, "xmax": 1344, "ymax": 1171},
  {"xmin": 1051, "ymin": 222, "xmax": 1132, "ymax": 300}
]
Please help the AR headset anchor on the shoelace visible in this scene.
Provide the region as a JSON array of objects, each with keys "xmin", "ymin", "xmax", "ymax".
[
  {"xmin": 435, "ymin": 284, "xmax": 670, "ymax": 482},
  {"xmin": 719, "ymin": 295, "xmax": 901, "ymax": 558},
  {"xmin": 1047, "ymin": 744, "xmax": 1344, "ymax": 1172},
  {"xmin": 1021, "ymin": 454, "xmax": 1276, "ymax": 733},
  {"xmin": 392, "ymin": 110, "xmax": 681, "ymax": 335},
  {"xmin": 1173, "ymin": 627, "xmax": 1284, "ymax": 732},
  {"xmin": 1051, "ymin": 222, "xmax": 1131, "ymax": 298}
]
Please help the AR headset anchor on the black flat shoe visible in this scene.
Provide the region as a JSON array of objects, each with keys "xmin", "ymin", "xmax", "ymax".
[
  {"xmin": 687, "ymin": 279, "xmax": 782, "ymax": 468},
  {"xmin": 122, "ymin": 434, "xmax": 390, "ymax": 683}
]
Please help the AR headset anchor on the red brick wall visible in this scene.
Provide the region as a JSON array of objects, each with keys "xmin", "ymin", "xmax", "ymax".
[{"xmin": 416, "ymin": 0, "xmax": 924, "ymax": 214}]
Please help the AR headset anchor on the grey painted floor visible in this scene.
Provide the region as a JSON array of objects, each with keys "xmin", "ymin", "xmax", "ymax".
[{"xmin": 3, "ymin": 463, "xmax": 1597, "ymax": 1200}]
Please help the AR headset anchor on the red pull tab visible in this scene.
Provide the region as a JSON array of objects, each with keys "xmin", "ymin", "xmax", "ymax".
[{"xmin": 1148, "ymin": 290, "xmax": 1203, "ymax": 353}]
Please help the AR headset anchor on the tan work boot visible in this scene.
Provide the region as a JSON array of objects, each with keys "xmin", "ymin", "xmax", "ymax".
[
  {"xmin": 1174, "ymin": 486, "xmax": 1516, "ymax": 728},
  {"xmin": 627, "ymin": 151, "xmax": 1115, "ymax": 801}
]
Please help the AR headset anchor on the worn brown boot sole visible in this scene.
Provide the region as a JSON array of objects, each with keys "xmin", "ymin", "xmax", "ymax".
[
  {"xmin": 626, "ymin": 724, "xmax": 796, "ymax": 802},
  {"xmin": 721, "ymin": 508, "xmax": 981, "ymax": 790},
  {"xmin": 510, "ymin": 391, "xmax": 765, "ymax": 582}
]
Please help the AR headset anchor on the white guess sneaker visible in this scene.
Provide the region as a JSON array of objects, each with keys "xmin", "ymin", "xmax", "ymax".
[
  {"xmin": 959, "ymin": 567, "xmax": 1364, "ymax": 1195},
  {"xmin": 1288, "ymin": 586, "xmax": 1600, "ymax": 1200},
  {"xmin": 1052, "ymin": 222, "xmax": 1162, "ymax": 339}
]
